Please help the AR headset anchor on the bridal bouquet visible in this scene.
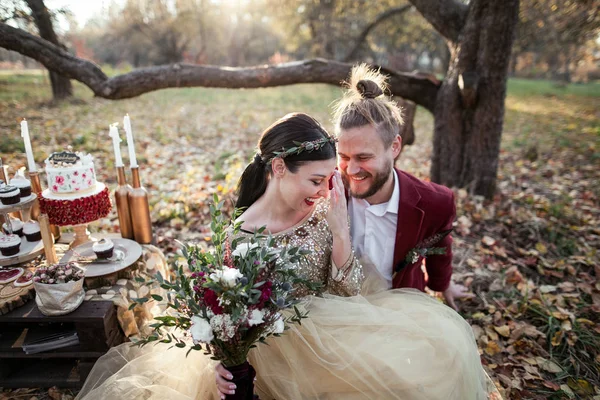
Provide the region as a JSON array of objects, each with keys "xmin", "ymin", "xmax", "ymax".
[{"xmin": 133, "ymin": 195, "xmax": 321, "ymax": 370}]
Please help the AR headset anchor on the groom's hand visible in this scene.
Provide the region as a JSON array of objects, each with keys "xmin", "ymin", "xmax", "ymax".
[
  {"xmin": 215, "ymin": 364, "xmax": 236, "ymax": 399},
  {"xmin": 442, "ymin": 281, "xmax": 475, "ymax": 311}
]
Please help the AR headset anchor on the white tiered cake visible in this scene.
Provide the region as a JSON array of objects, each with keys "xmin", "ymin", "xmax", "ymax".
[{"xmin": 43, "ymin": 150, "xmax": 105, "ymax": 198}]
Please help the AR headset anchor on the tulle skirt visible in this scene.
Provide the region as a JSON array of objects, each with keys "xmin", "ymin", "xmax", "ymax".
[{"xmin": 76, "ymin": 289, "xmax": 498, "ymax": 400}]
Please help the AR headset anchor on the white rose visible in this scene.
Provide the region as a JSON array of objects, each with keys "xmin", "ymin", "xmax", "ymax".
[
  {"xmin": 209, "ymin": 269, "xmax": 223, "ymax": 283},
  {"xmin": 190, "ymin": 315, "xmax": 214, "ymax": 344},
  {"xmin": 248, "ymin": 309, "xmax": 264, "ymax": 326},
  {"xmin": 221, "ymin": 267, "xmax": 243, "ymax": 288},
  {"xmin": 232, "ymin": 242, "xmax": 259, "ymax": 258},
  {"xmin": 273, "ymin": 314, "xmax": 285, "ymax": 334}
]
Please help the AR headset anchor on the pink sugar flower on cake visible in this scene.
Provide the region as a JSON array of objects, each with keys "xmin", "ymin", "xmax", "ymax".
[
  {"xmin": 82, "ymin": 173, "xmax": 87, "ymax": 179},
  {"xmin": 55, "ymin": 175, "xmax": 65, "ymax": 185},
  {"xmin": 52, "ymin": 184, "xmax": 58, "ymax": 191},
  {"xmin": 74, "ymin": 171, "xmax": 79, "ymax": 176}
]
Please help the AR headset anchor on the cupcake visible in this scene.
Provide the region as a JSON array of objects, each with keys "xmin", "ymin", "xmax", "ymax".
[
  {"xmin": 0, "ymin": 234, "xmax": 21, "ymax": 256},
  {"xmin": 10, "ymin": 170, "xmax": 32, "ymax": 198},
  {"xmin": 92, "ymin": 238, "xmax": 114, "ymax": 259},
  {"xmin": 0, "ymin": 185, "xmax": 21, "ymax": 205},
  {"xmin": 2, "ymin": 218, "xmax": 23, "ymax": 237},
  {"xmin": 23, "ymin": 221, "xmax": 41, "ymax": 242}
]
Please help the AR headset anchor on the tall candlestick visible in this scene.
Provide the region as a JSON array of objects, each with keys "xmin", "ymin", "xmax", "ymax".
[
  {"xmin": 123, "ymin": 114, "xmax": 138, "ymax": 168},
  {"xmin": 109, "ymin": 123, "xmax": 124, "ymax": 167},
  {"xmin": 20, "ymin": 119, "xmax": 37, "ymax": 172},
  {"xmin": 115, "ymin": 166, "xmax": 134, "ymax": 239},
  {"xmin": 128, "ymin": 167, "xmax": 153, "ymax": 244}
]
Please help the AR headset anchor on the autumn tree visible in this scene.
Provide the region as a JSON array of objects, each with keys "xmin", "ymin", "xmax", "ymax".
[{"xmin": 0, "ymin": 0, "xmax": 520, "ymax": 198}]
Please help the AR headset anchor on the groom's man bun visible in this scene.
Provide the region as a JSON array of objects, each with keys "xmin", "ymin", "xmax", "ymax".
[{"xmin": 333, "ymin": 64, "xmax": 403, "ymax": 147}]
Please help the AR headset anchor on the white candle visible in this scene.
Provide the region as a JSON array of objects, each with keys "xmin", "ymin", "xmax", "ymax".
[
  {"xmin": 20, "ymin": 119, "xmax": 37, "ymax": 172},
  {"xmin": 109, "ymin": 123, "xmax": 124, "ymax": 167},
  {"xmin": 123, "ymin": 114, "xmax": 138, "ymax": 168}
]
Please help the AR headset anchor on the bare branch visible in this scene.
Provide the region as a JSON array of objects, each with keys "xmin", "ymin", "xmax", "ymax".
[
  {"xmin": 344, "ymin": 5, "xmax": 413, "ymax": 62},
  {"xmin": 0, "ymin": 22, "xmax": 440, "ymax": 111},
  {"xmin": 408, "ymin": 0, "xmax": 467, "ymax": 42}
]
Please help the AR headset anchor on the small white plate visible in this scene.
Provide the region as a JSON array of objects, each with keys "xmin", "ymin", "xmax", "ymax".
[{"xmin": 60, "ymin": 238, "xmax": 143, "ymax": 278}]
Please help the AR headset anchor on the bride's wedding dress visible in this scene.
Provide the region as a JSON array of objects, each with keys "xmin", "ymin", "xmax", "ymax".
[{"xmin": 77, "ymin": 201, "xmax": 497, "ymax": 400}]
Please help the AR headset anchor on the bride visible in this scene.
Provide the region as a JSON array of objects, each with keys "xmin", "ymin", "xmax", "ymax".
[{"xmin": 77, "ymin": 113, "xmax": 496, "ymax": 400}]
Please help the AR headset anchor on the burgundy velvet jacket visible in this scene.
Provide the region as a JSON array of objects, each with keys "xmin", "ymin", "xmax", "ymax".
[
  {"xmin": 390, "ymin": 169, "xmax": 455, "ymax": 291},
  {"xmin": 347, "ymin": 169, "xmax": 455, "ymax": 292}
]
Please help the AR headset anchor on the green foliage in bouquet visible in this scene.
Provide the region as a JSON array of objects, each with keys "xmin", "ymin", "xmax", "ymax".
[{"xmin": 132, "ymin": 194, "xmax": 322, "ymax": 367}]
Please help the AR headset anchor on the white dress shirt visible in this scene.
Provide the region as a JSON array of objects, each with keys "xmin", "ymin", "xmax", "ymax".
[{"xmin": 348, "ymin": 171, "xmax": 400, "ymax": 289}]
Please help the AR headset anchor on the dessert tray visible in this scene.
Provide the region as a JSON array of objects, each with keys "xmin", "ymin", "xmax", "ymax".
[
  {"xmin": 59, "ymin": 238, "xmax": 143, "ymax": 278},
  {"xmin": 0, "ymin": 239, "xmax": 44, "ymax": 267},
  {"xmin": 0, "ymin": 193, "xmax": 37, "ymax": 213}
]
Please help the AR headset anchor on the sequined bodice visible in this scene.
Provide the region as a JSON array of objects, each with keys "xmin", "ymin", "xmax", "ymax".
[{"xmin": 236, "ymin": 200, "xmax": 363, "ymax": 297}]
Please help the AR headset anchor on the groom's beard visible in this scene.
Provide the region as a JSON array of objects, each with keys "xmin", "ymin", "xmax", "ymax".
[{"xmin": 341, "ymin": 164, "xmax": 392, "ymax": 200}]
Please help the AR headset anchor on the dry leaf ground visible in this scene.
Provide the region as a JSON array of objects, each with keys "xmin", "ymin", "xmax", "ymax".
[{"xmin": 1, "ymin": 71, "xmax": 599, "ymax": 399}]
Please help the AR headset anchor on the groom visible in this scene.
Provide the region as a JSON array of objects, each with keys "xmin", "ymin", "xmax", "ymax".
[
  {"xmin": 336, "ymin": 121, "xmax": 474, "ymax": 311},
  {"xmin": 334, "ymin": 67, "xmax": 474, "ymax": 312}
]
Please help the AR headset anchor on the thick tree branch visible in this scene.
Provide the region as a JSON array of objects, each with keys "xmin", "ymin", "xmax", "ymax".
[
  {"xmin": 344, "ymin": 5, "xmax": 413, "ymax": 62},
  {"xmin": 408, "ymin": 0, "xmax": 467, "ymax": 42},
  {"xmin": 0, "ymin": 22, "xmax": 439, "ymax": 111}
]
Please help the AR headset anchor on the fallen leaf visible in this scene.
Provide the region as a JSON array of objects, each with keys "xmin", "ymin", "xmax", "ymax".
[
  {"xmin": 551, "ymin": 330, "xmax": 564, "ymax": 346},
  {"xmin": 542, "ymin": 380, "xmax": 560, "ymax": 391},
  {"xmin": 567, "ymin": 377, "xmax": 594, "ymax": 396},
  {"xmin": 539, "ymin": 285, "xmax": 557, "ymax": 293},
  {"xmin": 536, "ymin": 357, "xmax": 563, "ymax": 373},
  {"xmin": 482, "ymin": 236, "xmax": 496, "ymax": 246},
  {"xmin": 494, "ymin": 325, "xmax": 511, "ymax": 338},
  {"xmin": 535, "ymin": 242, "xmax": 548, "ymax": 254},
  {"xmin": 485, "ymin": 341, "xmax": 502, "ymax": 356}
]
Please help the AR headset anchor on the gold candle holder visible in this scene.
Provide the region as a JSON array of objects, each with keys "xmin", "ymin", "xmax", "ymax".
[
  {"xmin": 115, "ymin": 166, "xmax": 134, "ymax": 239},
  {"xmin": 128, "ymin": 167, "xmax": 153, "ymax": 244},
  {"xmin": 28, "ymin": 171, "xmax": 42, "ymax": 221},
  {"xmin": 28, "ymin": 171, "xmax": 61, "ymax": 241}
]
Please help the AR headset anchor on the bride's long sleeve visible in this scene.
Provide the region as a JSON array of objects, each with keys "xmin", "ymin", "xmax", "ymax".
[{"xmin": 327, "ymin": 252, "xmax": 364, "ymax": 297}]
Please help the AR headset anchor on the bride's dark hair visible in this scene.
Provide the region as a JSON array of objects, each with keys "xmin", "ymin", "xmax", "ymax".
[{"xmin": 236, "ymin": 113, "xmax": 336, "ymax": 211}]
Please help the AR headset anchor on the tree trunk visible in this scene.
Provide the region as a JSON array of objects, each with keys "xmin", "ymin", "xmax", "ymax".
[
  {"xmin": 25, "ymin": 0, "xmax": 72, "ymax": 101},
  {"xmin": 430, "ymin": 0, "xmax": 518, "ymax": 198}
]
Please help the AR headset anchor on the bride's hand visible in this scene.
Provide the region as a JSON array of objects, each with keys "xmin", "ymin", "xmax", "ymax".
[
  {"xmin": 326, "ymin": 170, "xmax": 349, "ymax": 240},
  {"xmin": 215, "ymin": 364, "xmax": 236, "ymax": 398}
]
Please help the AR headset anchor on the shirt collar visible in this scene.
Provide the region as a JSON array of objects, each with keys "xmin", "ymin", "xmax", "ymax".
[{"xmin": 353, "ymin": 170, "xmax": 400, "ymax": 217}]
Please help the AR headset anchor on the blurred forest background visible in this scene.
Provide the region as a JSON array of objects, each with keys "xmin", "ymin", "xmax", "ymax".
[{"xmin": 1, "ymin": 0, "xmax": 598, "ymax": 82}]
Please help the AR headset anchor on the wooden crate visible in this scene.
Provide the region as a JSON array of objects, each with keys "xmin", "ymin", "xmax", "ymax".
[{"xmin": 0, "ymin": 300, "xmax": 125, "ymax": 388}]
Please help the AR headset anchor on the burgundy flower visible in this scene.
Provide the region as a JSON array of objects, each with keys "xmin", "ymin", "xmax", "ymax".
[
  {"xmin": 204, "ymin": 289, "xmax": 223, "ymax": 314},
  {"xmin": 74, "ymin": 171, "xmax": 79, "ymax": 176},
  {"xmin": 257, "ymin": 281, "xmax": 273, "ymax": 308}
]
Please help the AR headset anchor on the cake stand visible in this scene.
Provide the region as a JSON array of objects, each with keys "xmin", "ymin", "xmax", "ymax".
[
  {"xmin": 39, "ymin": 183, "xmax": 111, "ymax": 249},
  {"xmin": 0, "ymin": 194, "xmax": 44, "ymax": 267}
]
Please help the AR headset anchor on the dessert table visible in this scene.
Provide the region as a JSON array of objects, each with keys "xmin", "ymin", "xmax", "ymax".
[{"xmin": 54, "ymin": 233, "xmax": 172, "ymax": 337}]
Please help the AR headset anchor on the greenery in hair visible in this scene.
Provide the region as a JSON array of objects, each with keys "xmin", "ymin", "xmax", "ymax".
[{"xmin": 269, "ymin": 137, "xmax": 337, "ymax": 161}]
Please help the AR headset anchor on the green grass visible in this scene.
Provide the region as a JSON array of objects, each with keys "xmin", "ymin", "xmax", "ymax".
[
  {"xmin": 1, "ymin": 70, "xmax": 598, "ymax": 159},
  {"xmin": 507, "ymin": 78, "xmax": 600, "ymax": 98}
]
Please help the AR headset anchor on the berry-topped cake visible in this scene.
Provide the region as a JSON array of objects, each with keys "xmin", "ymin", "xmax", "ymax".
[{"xmin": 44, "ymin": 149, "xmax": 98, "ymax": 195}]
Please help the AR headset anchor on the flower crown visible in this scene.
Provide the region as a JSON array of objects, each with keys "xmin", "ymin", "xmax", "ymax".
[{"xmin": 266, "ymin": 136, "xmax": 337, "ymax": 162}]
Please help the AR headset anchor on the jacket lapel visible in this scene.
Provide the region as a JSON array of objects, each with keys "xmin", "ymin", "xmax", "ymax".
[{"xmin": 392, "ymin": 170, "xmax": 424, "ymax": 283}]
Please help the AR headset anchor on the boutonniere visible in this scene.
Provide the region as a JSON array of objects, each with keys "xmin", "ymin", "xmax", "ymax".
[{"xmin": 394, "ymin": 229, "xmax": 453, "ymax": 275}]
